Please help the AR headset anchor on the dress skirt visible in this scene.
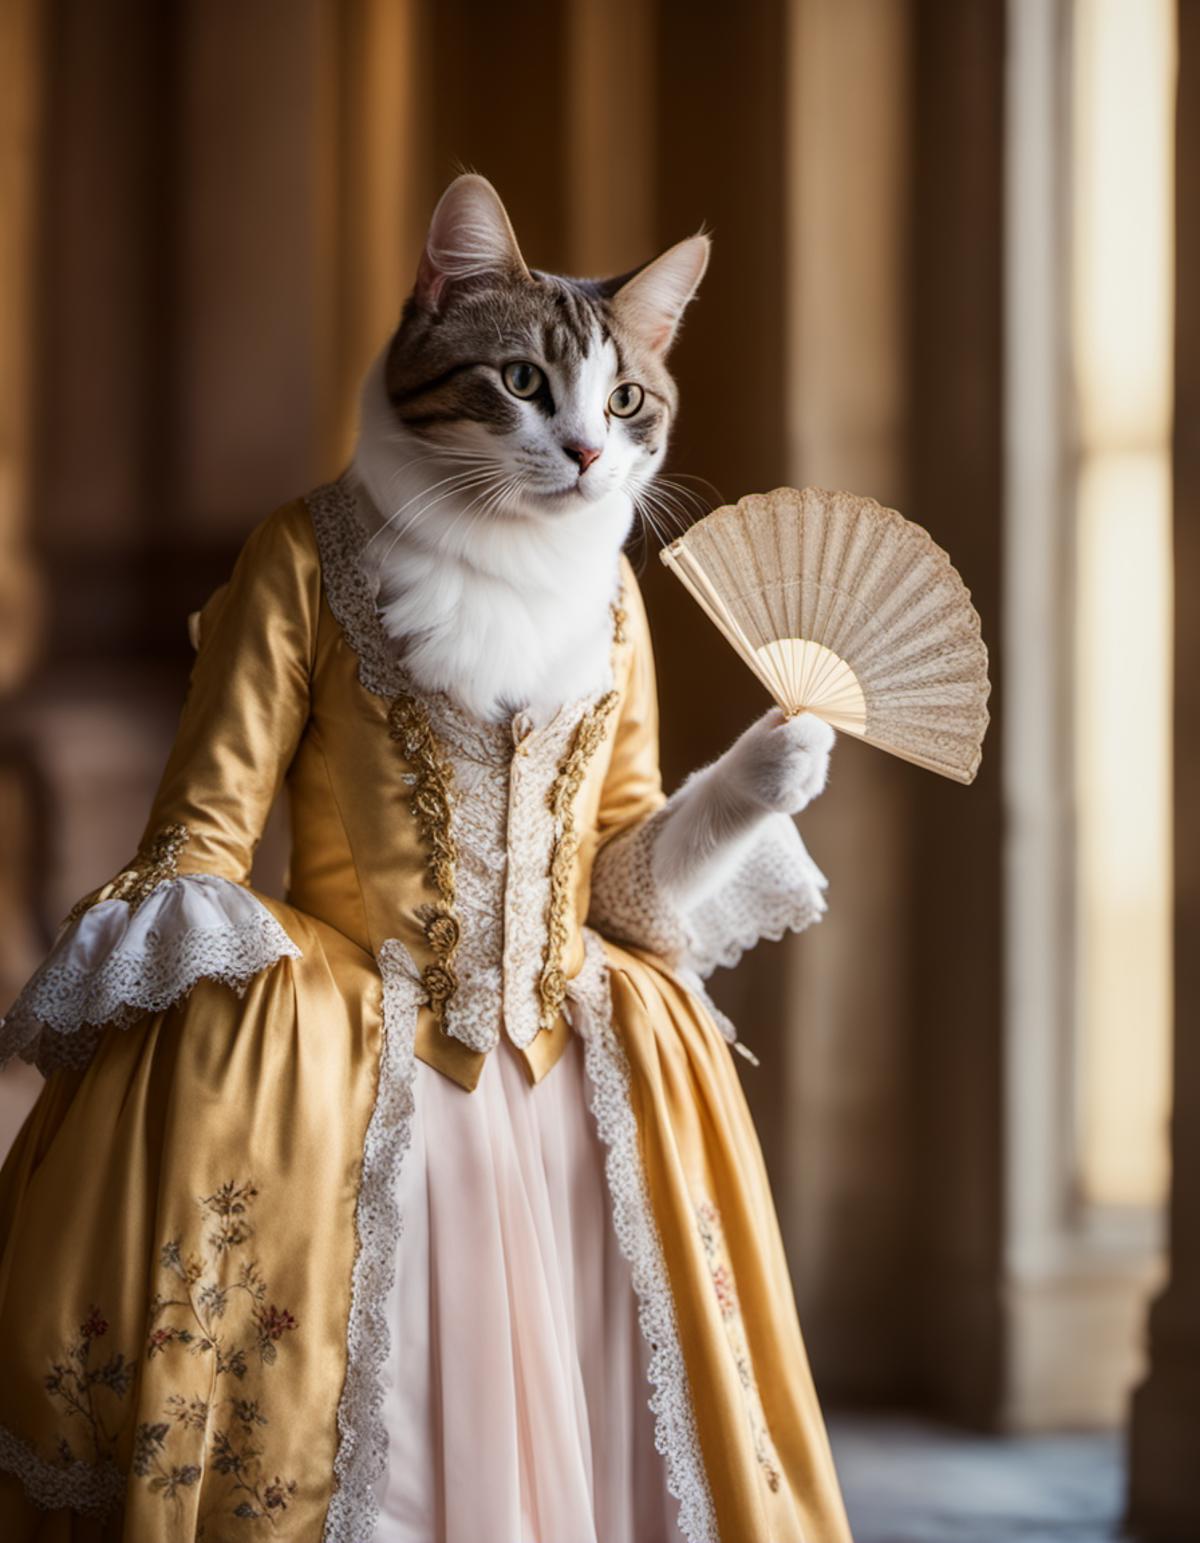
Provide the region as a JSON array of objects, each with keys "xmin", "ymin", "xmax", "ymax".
[
  {"xmin": 0, "ymin": 906, "xmax": 851, "ymax": 1542},
  {"xmin": 378, "ymin": 1036, "xmax": 681, "ymax": 1543}
]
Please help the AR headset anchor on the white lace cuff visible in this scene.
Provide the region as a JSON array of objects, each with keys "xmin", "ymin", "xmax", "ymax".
[
  {"xmin": 587, "ymin": 808, "xmax": 827, "ymax": 980},
  {"xmin": 1, "ymin": 875, "xmax": 301, "ymax": 1073}
]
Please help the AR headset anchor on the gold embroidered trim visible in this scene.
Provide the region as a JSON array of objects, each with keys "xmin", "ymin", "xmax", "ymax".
[
  {"xmin": 610, "ymin": 598, "xmax": 627, "ymax": 646},
  {"xmin": 68, "ymin": 823, "xmax": 191, "ymax": 923},
  {"xmin": 695, "ymin": 1196, "xmax": 783, "ymax": 1493},
  {"xmin": 537, "ymin": 689, "xmax": 620, "ymax": 1030},
  {"xmin": 388, "ymin": 694, "xmax": 461, "ymax": 1024}
]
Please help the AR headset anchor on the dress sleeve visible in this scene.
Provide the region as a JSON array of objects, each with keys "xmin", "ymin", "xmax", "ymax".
[
  {"xmin": 0, "ymin": 503, "xmax": 319, "ymax": 1072},
  {"xmin": 587, "ymin": 562, "xmax": 827, "ymax": 992}
]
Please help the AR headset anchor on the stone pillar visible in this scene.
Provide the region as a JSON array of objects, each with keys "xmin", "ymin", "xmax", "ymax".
[
  {"xmin": 0, "ymin": 0, "xmax": 47, "ymax": 1145},
  {"xmin": 1127, "ymin": 0, "xmax": 1200, "ymax": 1531},
  {"xmin": 779, "ymin": 0, "xmax": 918, "ymax": 1401},
  {"xmin": 0, "ymin": 0, "xmax": 42, "ymax": 699},
  {"xmin": 904, "ymin": 0, "xmax": 1007, "ymax": 1426}
]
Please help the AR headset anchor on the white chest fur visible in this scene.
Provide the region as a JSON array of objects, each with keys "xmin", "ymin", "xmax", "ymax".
[{"xmin": 351, "ymin": 368, "xmax": 633, "ymax": 723}]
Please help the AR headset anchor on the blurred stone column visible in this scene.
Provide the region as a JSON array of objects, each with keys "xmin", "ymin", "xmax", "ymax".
[
  {"xmin": 0, "ymin": 0, "xmax": 41, "ymax": 700},
  {"xmin": 1127, "ymin": 0, "xmax": 1200, "ymax": 1529},
  {"xmin": 317, "ymin": 0, "xmax": 431, "ymax": 469},
  {"xmin": 904, "ymin": 0, "xmax": 1006, "ymax": 1427},
  {"xmin": 564, "ymin": 0, "xmax": 657, "ymax": 277},
  {"xmin": 780, "ymin": 0, "xmax": 917, "ymax": 1400},
  {"xmin": 0, "ymin": 0, "xmax": 48, "ymax": 1140}
]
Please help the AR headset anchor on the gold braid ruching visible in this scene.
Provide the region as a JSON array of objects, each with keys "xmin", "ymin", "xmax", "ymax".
[
  {"xmin": 537, "ymin": 688, "xmax": 620, "ymax": 1031},
  {"xmin": 67, "ymin": 822, "xmax": 191, "ymax": 922},
  {"xmin": 535, "ymin": 596, "xmax": 626, "ymax": 1029},
  {"xmin": 388, "ymin": 693, "xmax": 461, "ymax": 1025}
]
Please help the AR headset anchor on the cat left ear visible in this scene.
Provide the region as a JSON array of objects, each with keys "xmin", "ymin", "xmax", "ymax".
[
  {"xmin": 607, "ymin": 234, "xmax": 711, "ymax": 354},
  {"xmin": 414, "ymin": 174, "xmax": 530, "ymax": 313}
]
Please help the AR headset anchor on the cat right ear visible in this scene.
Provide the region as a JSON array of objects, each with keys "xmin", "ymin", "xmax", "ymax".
[
  {"xmin": 414, "ymin": 174, "xmax": 530, "ymax": 313},
  {"xmin": 607, "ymin": 234, "xmax": 711, "ymax": 354}
]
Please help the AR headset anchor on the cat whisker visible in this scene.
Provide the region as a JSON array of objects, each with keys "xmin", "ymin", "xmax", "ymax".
[
  {"xmin": 376, "ymin": 458, "xmax": 490, "ymax": 508},
  {"xmin": 377, "ymin": 470, "xmax": 501, "ymax": 563},
  {"xmin": 633, "ymin": 486, "xmax": 690, "ymax": 545},
  {"xmin": 369, "ymin": 463, "xmax": 498, "ymax": 541},
  {"xmin": 655, "ymin": 471, "xmax": 726, "ymax": 509},
  {"xmin": 442, "ymin": 478, "xmax": 509, "ymax": 543},
  {"xmin": 630, "ymin": 492, "xmax": 674, "ymax": 551},
  {"xmin": 644, "ymin": 478, "xmax": 703, "ymax": 527}
]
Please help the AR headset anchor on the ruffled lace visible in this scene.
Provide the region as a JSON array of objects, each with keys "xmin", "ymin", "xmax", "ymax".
[
  {"xmin": 589, "ymin": 807, "xmax": 828, "ymax": 982},
  {"xmin": 0, "ymin": 875, "xmax": 301, "ymax": 1073},
  {"xmin": 684, "ymin": 812, "xmax": 828, "ymax": 976},
  {"xmin": 323, "ymin": 940, "xmax": 423, "ymax": 1543},
  {"xmin": 568, "ymin": 931, "xmax": 719, "ymax": 1543}
]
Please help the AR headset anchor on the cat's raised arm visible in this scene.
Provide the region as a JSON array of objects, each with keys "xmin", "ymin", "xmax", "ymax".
[
  {"xmin": 587, "ymin": 573, "xmax": 830, "ymax": 997},
  {"xmin": 652, "ymin": 710, "xmax": 833, "ymax": 908}
]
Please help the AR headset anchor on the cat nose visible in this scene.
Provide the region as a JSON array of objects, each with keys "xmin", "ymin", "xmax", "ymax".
[{"xmin": 563, "ymin": 442, "xmax": 602, "ymax": 476}]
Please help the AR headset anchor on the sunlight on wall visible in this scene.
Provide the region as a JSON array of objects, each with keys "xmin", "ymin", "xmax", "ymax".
[{"xmin": 1072, "ymin": 0, "xmax": 1175, "ymax": 1210}]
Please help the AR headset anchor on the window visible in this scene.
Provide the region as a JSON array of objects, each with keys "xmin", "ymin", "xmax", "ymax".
[{"xmin": 1071, "ymin": 0, "xmax": 1175, "ymax": 1214}]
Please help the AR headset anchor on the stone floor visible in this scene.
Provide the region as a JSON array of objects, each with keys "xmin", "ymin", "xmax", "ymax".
[{"xmin": 829, "ymin": 1416, "xmax": 1126, "ymax": 1543}]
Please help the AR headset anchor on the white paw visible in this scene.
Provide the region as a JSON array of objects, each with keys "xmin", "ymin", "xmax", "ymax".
[{"xmin": 729, "ymin": 709, "xmax": 834, "ymax": 815}]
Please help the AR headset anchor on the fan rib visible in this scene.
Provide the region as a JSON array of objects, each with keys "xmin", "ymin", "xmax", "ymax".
[{"xmin": 660, "ymin": 487, "xmax": 990, "ymax": 784}]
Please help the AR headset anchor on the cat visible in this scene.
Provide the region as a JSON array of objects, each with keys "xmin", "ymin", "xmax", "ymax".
[{"xmin": 351, "ymin": 173, "xmax": 832, "ymax": 907}]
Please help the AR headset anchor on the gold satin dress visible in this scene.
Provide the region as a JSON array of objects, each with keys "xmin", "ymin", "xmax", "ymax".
[{"xmin": 0, "ymin": 476, "xmax": 852, "ymax": 1543}]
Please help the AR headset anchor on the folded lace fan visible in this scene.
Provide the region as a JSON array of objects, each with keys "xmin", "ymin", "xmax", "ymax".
[{"xmin": 659, "ymin": 486, "xmax": 991, "ymax": 784}]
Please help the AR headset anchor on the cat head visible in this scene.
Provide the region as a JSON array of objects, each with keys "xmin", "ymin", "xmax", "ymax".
[{"xmin": 359, "ymin": 174, "xmax": 709, "ymax": 533}]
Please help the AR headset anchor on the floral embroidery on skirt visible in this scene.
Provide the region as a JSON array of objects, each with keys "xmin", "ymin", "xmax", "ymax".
[
  {"xmin": 41, "ymin": 1178, "xmax": 301, "ymax": 1528},
  {"xmin": 694, "ymin": 1194, "xmax": 784, "ymax": 1494}
]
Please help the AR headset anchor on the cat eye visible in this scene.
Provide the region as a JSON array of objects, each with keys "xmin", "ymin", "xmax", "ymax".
[
  {"xmin": 502, "ymin": 361, "xmax": 545, "ymax": 399},
  {"xmin": 608, "ymin": 383, "xmax": 644, "ymax": 418}
]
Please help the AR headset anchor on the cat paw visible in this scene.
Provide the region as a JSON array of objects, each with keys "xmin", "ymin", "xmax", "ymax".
[{"xmin": 729, "ymin": 709, "xmax": 835, "ymax": 814}]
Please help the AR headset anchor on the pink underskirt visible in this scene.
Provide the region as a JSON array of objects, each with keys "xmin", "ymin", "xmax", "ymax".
[{"xmin": 375, "ymin": 1032, "xmax": 684, "ymax": 1543}]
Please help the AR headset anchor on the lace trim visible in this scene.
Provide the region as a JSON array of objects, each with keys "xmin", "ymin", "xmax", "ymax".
[
  {"xmin": 440, "ymin": 737, "xmax": 509, "ymax": 1053},
  {"xmin": 323, "ymin": 939, "xmax": 423, "ymax": 1543},
  {"xmin": 496, "ymin": 712, "xmax": 578, "ymax": 1051},
  {"xmin": 589, "ymin": 808, "xmax": 827, "ymax": 984},
  {"xmin": 1, "ymin": 879, "xmax": 302, "ymax": 1073},
  {"xmin": 569, "ymin": 931, "xmax": 719, "ymax": 1543},
  {"xmin": 0, "ymin": 1421, "xmax": 125, "ymax": 1517},
  {"xmin": 684, "ymin": 813, "xmax": 827, "ymax": 977},
  {"xmin": 306, "ymin": 478, "xmax": 409, "ymax": 701},
  {"xmin": 588, "ymin": 806, "xmax": 691, "ymax": 964}
]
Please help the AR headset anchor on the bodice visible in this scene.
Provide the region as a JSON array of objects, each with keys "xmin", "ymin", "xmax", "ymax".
[{"xmin": 282, "ymin": 478, "xmax": 633, "ymax": 1088}]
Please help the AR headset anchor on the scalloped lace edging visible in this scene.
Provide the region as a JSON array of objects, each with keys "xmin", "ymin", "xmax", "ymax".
[
  {"xmin": 570, "ymin": 931, "xmax": 720, "ymax": 1543},
  {"xmin": 0, "ymin": 878, "xmax": 301, "ymax": 1073},
  {"xmin": 590, "ymin": 806, "xmax": 827, "ymax": 989},
  {"xmin": 684, "ymin": 845, "xmax": 826, "ymax": 978},
  {"xmin": 0, "ymin": 1420, "xmax": 124, "ymax": 1517},
  {"xmin": 322, "ymin": 939, "xmax": 422, "ymax": 1543}
]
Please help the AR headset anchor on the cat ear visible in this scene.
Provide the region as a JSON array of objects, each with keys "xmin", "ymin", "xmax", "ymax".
[
  {"xmin": 607, "ymin": 234, "xmax": 711, "ymax": 354},
  {"xmin": 414, "ymin": 174, "xmax": 530, "ymax": 313}
]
